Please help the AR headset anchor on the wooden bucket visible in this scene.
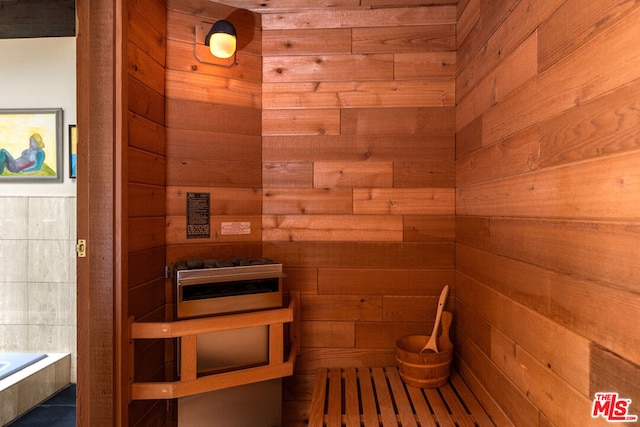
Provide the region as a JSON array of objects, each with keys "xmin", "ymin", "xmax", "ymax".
[{"xmin": 395, "ymin": 311, "xmax": 453, "ymax": 389}]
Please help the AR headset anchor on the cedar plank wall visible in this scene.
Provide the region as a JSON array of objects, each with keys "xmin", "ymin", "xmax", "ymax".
[
  {"xmin": 127, "ymin": 0, "xmax": 169, "ymax": 425},
  {"xmin": 455, "ymin": 0, "xmax": 640, "ymax": 426},
  {"xmin": 165, "ymin": 0, "xmax": 263, "ymax": 266},
  {"xmin": 259, "ymin": 6, "xmax": 457, "ymax": 421}
]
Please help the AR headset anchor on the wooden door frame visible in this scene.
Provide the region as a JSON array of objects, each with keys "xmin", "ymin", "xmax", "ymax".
[{"xmin": 76, "ymin": 0, "xmax": 127, "ymax": 425}]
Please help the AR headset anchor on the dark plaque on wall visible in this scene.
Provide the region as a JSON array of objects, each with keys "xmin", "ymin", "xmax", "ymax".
[{"xmin": 186, "ymin": 192, "xmax": 210, "ymax": 239}]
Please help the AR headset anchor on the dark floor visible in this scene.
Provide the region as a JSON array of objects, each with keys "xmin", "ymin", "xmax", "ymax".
[{"xmin": 6, "ymin": 384, "xmax": 76, "ymax": 427}]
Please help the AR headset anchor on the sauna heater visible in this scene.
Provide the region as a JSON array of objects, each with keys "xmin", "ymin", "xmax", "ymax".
[{"xmin": 174, "ymin": 258, "xmax": 284, "ymax": 427}]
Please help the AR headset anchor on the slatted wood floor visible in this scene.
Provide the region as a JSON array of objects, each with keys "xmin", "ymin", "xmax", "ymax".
[{"xmin": 308, "ymin": 367, "xmax": 494, "ymax": 427}]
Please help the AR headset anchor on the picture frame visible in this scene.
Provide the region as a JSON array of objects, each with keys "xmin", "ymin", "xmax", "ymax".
[
  {"xmin": 69, "ymin": 124, "xmax": 77, "ymax": 178},
  {"xmin": 0, "ymin": 108, "xmax": 63, "ymax": 182}
]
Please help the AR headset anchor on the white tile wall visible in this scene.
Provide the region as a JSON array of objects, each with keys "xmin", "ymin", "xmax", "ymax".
[{"xmin": 0, "ymin": 196, "xmax": 76, "ymax": 382}]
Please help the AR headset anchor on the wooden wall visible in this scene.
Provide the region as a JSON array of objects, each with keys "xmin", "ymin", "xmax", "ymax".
[
  {"xmin": 126, "ymin": 0, "xmax": 168, "ymax": 425},
  {"xmin": 455, "ymin": 0, "xmax": 640, "ymax": 425},
  {"xmin": 165, "ymin": 0, "xmax": 263, "ymax": 266},
  {"xmin": 259, "ymin": 5, "xmax": 457, "ymax": 418}
]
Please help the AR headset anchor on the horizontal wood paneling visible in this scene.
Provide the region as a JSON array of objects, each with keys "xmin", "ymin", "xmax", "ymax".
[
  {"xmin": 166, "ymin": 157, "xmax": 261, "ymax": 187},
  {"xmin": 403, "ymin": 215, "xmax": 455, "ymax": 242},
  {"xmin": 263, "ymin": 188, "xmax": 352, "ymax": 214},
  {"xmin": 262, "ymin": 5, "xmax": 456, "ymax": 383},
  {"xmin": 265, "ymin": 242, "xmax": 454, "ymax": 269},
  {"xmin": 262, "ymin": 28, "xmax": 352, "ymax": 56},
  {"xmin": 165, "ymin": 1, "xmax": 263, "ymax": 271},
  {"xmin": 263, "ymin": 54, "xmax": 394, "ymax": 82},
  {"xmin": 263, "ymin": 214, "xmax": 403, "ymax": 241},
  {"xmin": 165, "ymin": 128, "xmax": 262, "ymax": 162},
  {"xmin": 341, "ymin": 107, "xmax": 455, "ymax": 134},
  {"xmin": 261, "ymin": 6, "xmax": 457, "ymax": 30},
  {"xmin": 318, "ymin": 268, "xmax": 455, "ymax": 295},
  {"xmin": 166, "ymin": 186, "xmax": 261, "ymax": 215},
  {"xmin": 262, "ymin": 109, "xmax": 341, "ymax": 135},
  {"xmin": 456, "ymin": 0, "xmax": 564, "ymax": 107},
  {"xmin": 301, "ymin": 295, "xmax": 383, "ymax": 322},
  {"xmin": 263, "ymin": 162, "xmax": 313, "ymax": 188},
  {"xmin": 590, "ymin": 344, "xmax": 640, "ymax": 409},
  {"xmin": 126, "ymin": 2, "xmax": 167, "ymax": 423},
  {"xmin": 128, "ymin": 112, "xmax": 166, "ymax": 155},
  {"xmin": 455, "ymin": 327, "xmax": 538, "ymax": 427},
  {"xmin": 352, "ymin": 24, "xmax": 455, "ymax": 53},
  {"xmin": 481, "ymin": 7, "xmax": 640, "ymax": 144},
  {"xmin": 551, "ymin": 274, "xmax": 640, "ymax": 367},
  {"xmin": 263, "ymin": 134, "xmax": 454, "ymax": 162},
  {"xmin": 313, "ymin": 161, "xmax": 393, "ymax": 188},
  {"xmin": 128, "ymin": 147, "xmax": 165, "ymax": 186},
  {"xmin": 220, "ymin": 0, "xmax": 457, "ymax": 12},
  {"xmin": 353, "ymin": 188, "xmax": 454, "ymax": 214},
  {"xmin": 166, "ymin": 99, "xmax": 261, "ymax": 134},
  {"xmin": 456, "ymin": 32, "xmax": 538, "ymax": 132},
  {"xmin": 537, "ymin": 0, "xmax": 640, "ymax": 72},
  {"xmin": 129, "ymin": 184, "xmax": 166, "ymax": 218},
  {"xmin": 166, "ymin": 215, "xmax": 262, "ymax": 243},
  {"xmin": 394, "ymin": 51, "xmax": 456, "ymax": 80},
  {"xmin": 458, "ymin": 151, "xmax": 640, "ymax": 220},
  {"xmin": 263, "ymin": 80, "xmax": 455, "ymax": 109},
  {"xmin": 456, "ymin": 0, "xmax": 640, "ymax": 424}
]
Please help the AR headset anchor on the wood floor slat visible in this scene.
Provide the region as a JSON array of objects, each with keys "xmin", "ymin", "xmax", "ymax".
[
  {"xmin": 357, "ymin": 368, "xmax": 380, "ymax": 427},
  {"xmin": 450, "ymin": 370, "xmax": 496, "ymax": 427},
  {"xmin": 425, "ymin": 388, "xmax": 456, "ymax": 427},
  {"xmin": 309, "ymin": 367, "xmax": 328, "ymax": 427},
  {"xmin": 405, "ymin": 385, "xmax": 437, "ymax": 427},
  {"xmin": 386, "ymin": 368, "xmax": 418, "ymax": 427},
  {"xmin": 372, "ymin": 367, "xmax": 398, "ymax": 427},
  {"xmin": 328, "ymin": 368, "xmax": 343, "ymax": 427},
  {"xmin": 439, "ymin": 382, "xmax": 477, "ymax": 427},
  {"xmin": 310, "ymin": 367, "xmax": 495, "ymax": 426},
  {"xmin": 344, "ymin": 368, "xmax": 360, "ymax": 427}
]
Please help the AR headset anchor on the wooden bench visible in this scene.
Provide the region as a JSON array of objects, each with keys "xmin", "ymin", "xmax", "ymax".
[{"xmin": 308, "ymin": 367, "xmax": 494, "ymax": 427}]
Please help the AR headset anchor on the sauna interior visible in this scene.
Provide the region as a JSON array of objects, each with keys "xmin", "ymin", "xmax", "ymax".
[{"xmin": 74, "ymin": 0, "xmax": 640, "ymax": 426}]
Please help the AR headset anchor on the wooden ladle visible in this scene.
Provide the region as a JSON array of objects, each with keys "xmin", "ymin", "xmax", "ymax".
[{"xmin": 420, "ymin": 285, "xmax": 449, "ymax": 354}]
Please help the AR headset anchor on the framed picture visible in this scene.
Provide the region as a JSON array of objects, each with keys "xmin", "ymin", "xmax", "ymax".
[
  {"xmin": 69, "ymin": 124, "xmax": 77, "ymax": 178},
  {"xmin": 0, "ymin": 108, "xmax": 63, "ymax": 182}
]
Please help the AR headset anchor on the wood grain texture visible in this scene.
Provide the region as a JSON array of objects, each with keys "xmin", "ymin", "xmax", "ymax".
[
  {"xmin": 261, "ymin": 6, "xmax": 457, "ymax": 30},
  {"xmin": 353, "ymin": 188, "xmax": 454, "ymax": 214},
  {"xmin": 262, "ymin": 214, "xmax": 403, "ymax": 242},
  {"xmin": 456, "ymin": 1, "xmax": 640, "ymax": 422},
  {"xmin": 263, "ymin": 188, "xmax": 353, "ymax": 214},
  {"xmin": 482, "ymin": 7, "xmax": 640, "ymax": 144},
  {"xmin": 264, "ymin": 134, "xmax": 453, "ymax": 162},
  {"xmin": 352, "ymin": 24, "xmax": 455, "ymax": 53},
  {"xmin": 537, "ymin": 0, "xmax": 640, "ymax": 72},
  {"xmin": 263, "ymin": 80, "xmax": 455, "ymax": 109},
  {"xmin": 263, "ymin": 54, "xmax": 393, "ymax": 82},
  {"xmin": 551, "ymin": 274, "xmax": 640, "ymax": 367}
]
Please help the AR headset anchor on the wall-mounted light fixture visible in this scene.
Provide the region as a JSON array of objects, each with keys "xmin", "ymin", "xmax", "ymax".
[{"xmin": 204, "ymin": 20, "xmax": 237, "ymax": 59}]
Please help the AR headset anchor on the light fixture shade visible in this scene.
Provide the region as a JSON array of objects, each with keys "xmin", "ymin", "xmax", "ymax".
[{"xmin": 205, "ymin": 20, "xmax": 237, "ymax": 59}]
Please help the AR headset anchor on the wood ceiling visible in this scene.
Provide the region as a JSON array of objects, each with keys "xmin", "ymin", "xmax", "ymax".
[
  {"xmin": 216, "ymin": 0, "xmax": 457, "ymax": 13},
  {"xmin": 0, "ymin": 0, "xmax": 457, "ymax": 39}
]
